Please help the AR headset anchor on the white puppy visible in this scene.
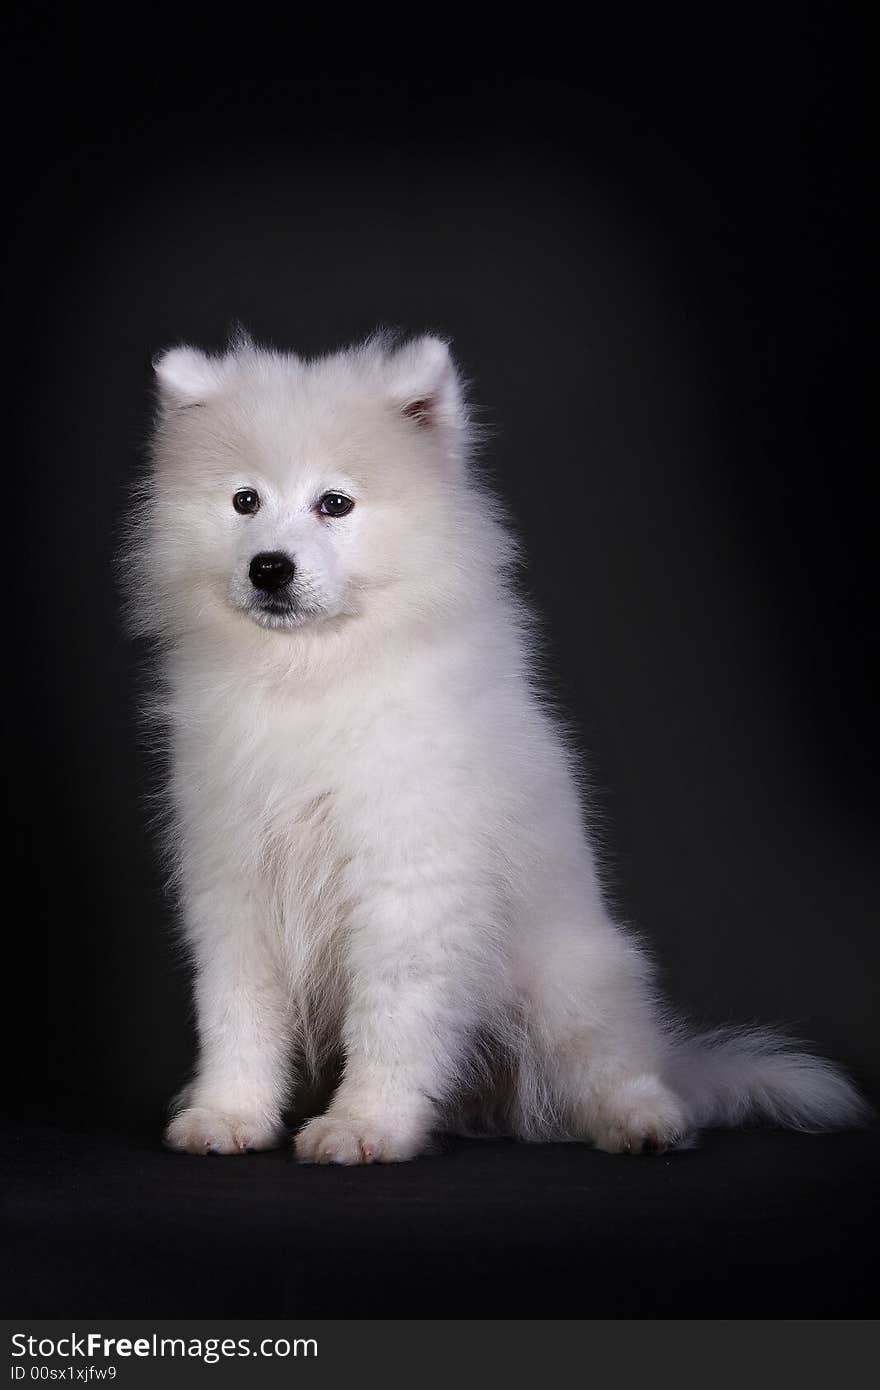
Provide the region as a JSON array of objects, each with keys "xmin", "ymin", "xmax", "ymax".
[{"xmin": 125, "ymin": 330, "xmax": 867, "ymax": 1163}]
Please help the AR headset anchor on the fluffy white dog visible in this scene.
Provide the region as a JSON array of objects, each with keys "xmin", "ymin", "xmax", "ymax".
[{"xmin": 125, "ymin": 330, "xmax": 867, "ymax": 1163}]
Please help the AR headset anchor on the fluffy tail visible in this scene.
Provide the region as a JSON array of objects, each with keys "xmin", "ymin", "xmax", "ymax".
[{"xmin": 661, "ymin": 1025, "xmax": 872, "ymax": 1133}]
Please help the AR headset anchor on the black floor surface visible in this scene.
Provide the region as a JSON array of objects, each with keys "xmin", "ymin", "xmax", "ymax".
[{"xmin": 4, "ymin": 1124, "xmax": 878, "ymax": 1318}]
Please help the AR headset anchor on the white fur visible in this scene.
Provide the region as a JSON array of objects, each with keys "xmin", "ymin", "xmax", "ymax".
[{"xmin": 124, "ymin": 330, "xmax": 869, "ymax": 1163}]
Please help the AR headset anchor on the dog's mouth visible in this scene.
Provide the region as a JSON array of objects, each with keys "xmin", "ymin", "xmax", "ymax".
[
  {"xmin": 257, "ymin": 595, "xmax": 294, "ymax": 616},
  {"xmin": 236, "ymin": 573, "xmax": 339, "ymax": 631},
  {"xmin": 249, "ymin": 594, "xmax": 298, "ymax": 628},
  {"xmin": 247, "ymin": 590, "xmax": 332, "ymax": 630}
]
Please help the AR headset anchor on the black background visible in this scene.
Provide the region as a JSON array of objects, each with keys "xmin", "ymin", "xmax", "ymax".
[{"xmin": 5, "ymin": 7, "xmax": 877, "ymax": 1318}]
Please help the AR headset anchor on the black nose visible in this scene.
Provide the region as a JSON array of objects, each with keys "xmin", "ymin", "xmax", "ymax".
[{"xmin": 249, "ymin": 551, "xmax": 295, "ymax": 592}]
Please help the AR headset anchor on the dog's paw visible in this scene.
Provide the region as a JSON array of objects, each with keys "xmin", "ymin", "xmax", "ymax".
[
  {"xmin": 294, "ymin": 1111, "xmax": 427, "ymax": 1165},
  {"xmin": 164, "ymin": 1106, "xmax": 284, "ymax": 1155},
  {"xmin": 588, "ymin": 1075, "xmax": 689, "ymax": 1155}
]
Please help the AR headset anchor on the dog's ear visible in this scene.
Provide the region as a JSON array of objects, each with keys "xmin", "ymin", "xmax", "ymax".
[
  {"xmin": 386, "ymin": 335, "xmax": 464, "ymax": 434},
  {"xmin": 153, "ymin": 345, "xmax": 228, "ymax": 409}
]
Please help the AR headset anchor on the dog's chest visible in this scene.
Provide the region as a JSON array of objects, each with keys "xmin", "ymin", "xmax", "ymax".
[{"xmin": 226, "ymin": 694, "xmax": 365, "ymax": 901}]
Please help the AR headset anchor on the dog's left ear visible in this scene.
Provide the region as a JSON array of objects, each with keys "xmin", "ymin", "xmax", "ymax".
[{"xmin": 386, "ymin": 336, "xmax": 464, "ymax": 435}]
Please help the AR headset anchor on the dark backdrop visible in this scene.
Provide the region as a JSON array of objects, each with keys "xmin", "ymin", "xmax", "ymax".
[{"xmin": 6, "ymin": 11, "xmax": 876, "ymax": 1138}]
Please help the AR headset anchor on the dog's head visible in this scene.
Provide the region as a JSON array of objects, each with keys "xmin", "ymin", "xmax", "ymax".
[{"xmin": 133, "ymin": 332, "xmax": 496, "ymax": 643}]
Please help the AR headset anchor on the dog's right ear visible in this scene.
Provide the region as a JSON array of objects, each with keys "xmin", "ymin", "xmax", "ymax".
[{"xmin": 153, "ymin": 345, "xmax": 228, "ymax": 409}]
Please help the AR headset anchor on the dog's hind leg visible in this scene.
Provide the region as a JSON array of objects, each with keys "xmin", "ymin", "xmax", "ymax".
[{"xmin": 513, "ymin": 913, "xmax": 688, "ymax": 1153}]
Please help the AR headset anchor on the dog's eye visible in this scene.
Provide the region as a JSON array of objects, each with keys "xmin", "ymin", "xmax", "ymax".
[
  {"xmin": 317, "ymin": 492, "xmax": 355, "ymax": 518},
  {"xmin": 233, "ymin": 489, "xmax": 260, "ymax": 515}
]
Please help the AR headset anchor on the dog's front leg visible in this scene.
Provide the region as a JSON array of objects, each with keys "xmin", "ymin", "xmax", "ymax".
[
  {"xmin": 165, "ymin": 871, "xmax": 293, "ymax": 1155},
  {"xmin": 294, "ymin": 862, "xmax": 489, "ymax": 1165}
]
